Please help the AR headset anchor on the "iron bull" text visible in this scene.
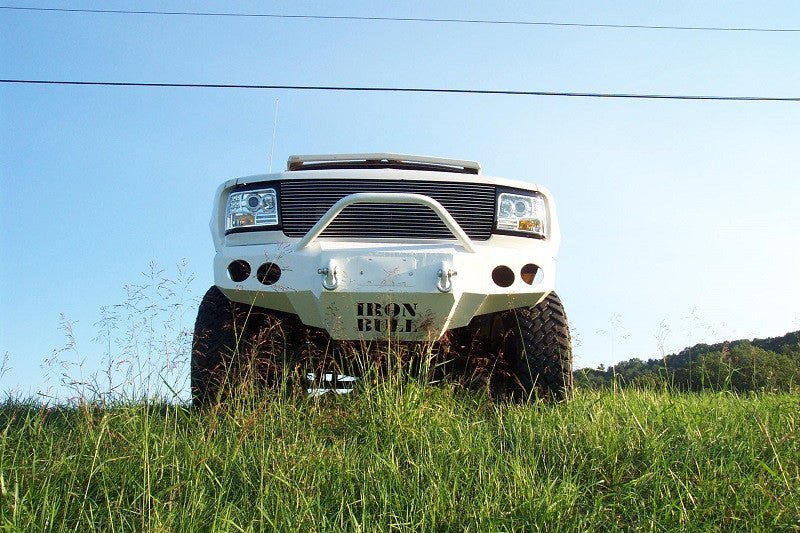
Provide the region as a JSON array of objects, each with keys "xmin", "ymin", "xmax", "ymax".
[{"xmin": 356, "ymin": 302, "xmax": 417, "ymax": 332}]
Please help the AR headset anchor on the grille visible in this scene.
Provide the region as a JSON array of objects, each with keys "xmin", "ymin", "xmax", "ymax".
[{"xmin": 280, "ymin": 179, "xmax": 495, "ymax": 241}]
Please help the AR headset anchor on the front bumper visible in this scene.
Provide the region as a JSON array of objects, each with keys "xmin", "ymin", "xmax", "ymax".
[
  {"xmin": 213, "ymin": 193, "xmax": 557, "ymax": 341},
  {"xmin": 215, "ymin": 241, "xmax": 555, "ymax": 341}
]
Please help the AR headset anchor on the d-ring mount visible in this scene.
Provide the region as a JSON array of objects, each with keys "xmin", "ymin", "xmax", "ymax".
[
  {"xmin": 318, "ymin": 260, "xmax": 338, "ymax": 290},
  {"xmin": 437, "ymin": 266, "xmax": 457, "ymax": 293}
]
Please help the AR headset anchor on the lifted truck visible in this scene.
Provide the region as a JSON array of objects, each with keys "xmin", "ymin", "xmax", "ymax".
[{"xmin": 192, "ymin": 154, "xmax": 572, "ymax": 404}]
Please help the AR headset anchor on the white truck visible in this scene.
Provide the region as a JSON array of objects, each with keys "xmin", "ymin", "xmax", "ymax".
[{"xmin": 192, "ymin": 154, "xmax": 572, "ymax": 405}]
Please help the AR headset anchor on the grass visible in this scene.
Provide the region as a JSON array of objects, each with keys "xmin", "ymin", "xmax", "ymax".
[{"xmin": 1, "ymin": 385, "xmax": 798, "ymax": 532}]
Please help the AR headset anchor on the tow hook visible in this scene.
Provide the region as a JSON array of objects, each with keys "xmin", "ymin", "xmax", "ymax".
[
  {"xmin": 436, "ymin": 265, "xmax": 457, "ymax": 293},
  {"xmin": 318, "ymin": 261, "xmax": 338, "ymax": 290}
]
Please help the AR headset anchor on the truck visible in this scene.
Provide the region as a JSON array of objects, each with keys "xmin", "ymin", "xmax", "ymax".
[{"xmin": 191, "ymin": 153, "xmax": 572, "ymax": 405}]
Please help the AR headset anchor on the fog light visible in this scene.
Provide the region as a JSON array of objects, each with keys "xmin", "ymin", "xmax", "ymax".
[
  {"xmin": 257, "ymin": 262, "xmax": 281, "ymax": 285},
  {"xmin": 227, "ymin": 260, "xmax": 251, "ymax": 282},
  {"xmin": 520, "ymin": 264, "xmax": 539, "ymax": 285},
  {"xmin": 492, "ymin": 265, "xmax": 515, "ymax": 288}
]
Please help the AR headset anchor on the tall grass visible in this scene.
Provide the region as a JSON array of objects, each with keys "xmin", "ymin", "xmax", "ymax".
[
  {"xmin": 4, "ymin": 267, "xmax": 799, "ymax": 530},
  {"xmin": 1, "ymin": 386, "xmax": 798, "ymax": 531}
]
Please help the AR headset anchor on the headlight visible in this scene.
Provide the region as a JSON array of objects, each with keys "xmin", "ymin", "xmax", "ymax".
[
  {"xmin": 226, "ymin": 188, "xmax": 279, "ymax": 231},
  {"xmin": 496, "ymin": 191, "xmax": 547, "ymax": 237}
]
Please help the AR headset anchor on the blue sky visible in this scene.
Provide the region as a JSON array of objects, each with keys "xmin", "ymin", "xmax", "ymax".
[{"xmin": 2, "ymin": 1, "xmax": 799, "ymax": 399}]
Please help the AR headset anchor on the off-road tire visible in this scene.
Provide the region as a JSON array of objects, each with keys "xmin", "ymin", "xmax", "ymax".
[
  {"xmin": 496, "ymin": 291, "xmax": 573, "ymax": 401},
  {"xmin": 191, "ymin": 286, "xmax": 292, "ymax": 407}
]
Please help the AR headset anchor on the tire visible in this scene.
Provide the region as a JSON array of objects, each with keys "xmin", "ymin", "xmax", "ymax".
[
  {"xmin": 191, "ymin": 286, "xmax": 293, "ymax": 407},
  {"xmin": 494, "ymin": 291, "xmax": 573, "ymax": 401}
]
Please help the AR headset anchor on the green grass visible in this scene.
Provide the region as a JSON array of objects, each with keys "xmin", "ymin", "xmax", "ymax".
[{"xmin": 1, "ymin": 386, "xmax": 798, "ymax": 532}]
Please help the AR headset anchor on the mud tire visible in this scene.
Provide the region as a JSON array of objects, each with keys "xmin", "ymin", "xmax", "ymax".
[
  {"xmin": 191, "ymin": 286, "xmax": 293, "ymax": 407},
  {"xmin": 495, "ymin": 291, "xmax": 573, "ymax": 401}
]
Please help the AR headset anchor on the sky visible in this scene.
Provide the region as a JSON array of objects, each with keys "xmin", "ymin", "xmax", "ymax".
[{"xmin": 1, "ymin": 1, "xmax": 799, "ymax": 400}]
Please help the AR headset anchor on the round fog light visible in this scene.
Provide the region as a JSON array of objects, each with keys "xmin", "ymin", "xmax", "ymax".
[
  {"xmin": 257, "ymin": 262, "xmax": 282, "ymax": 285},
  {"xmin": 520, "ymin": 264, "xmax": 540, "ymax": 285},
  {"xmin": 227, "ymin": 260, "xmax": 251, "ymax": 282},
  {"xmin": 491, "ymin": 265, "xmax": 515, "ymax": 288}
]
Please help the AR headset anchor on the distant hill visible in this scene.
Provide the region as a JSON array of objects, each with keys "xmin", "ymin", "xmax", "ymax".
[{"xmin": 576, "ymin": 330, "xmax": 800, "ymax": 391}]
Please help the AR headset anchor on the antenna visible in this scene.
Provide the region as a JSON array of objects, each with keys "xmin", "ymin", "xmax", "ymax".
[{"xmin": 268, "ymin": 98, "xmax": 279, "ymax": 172}]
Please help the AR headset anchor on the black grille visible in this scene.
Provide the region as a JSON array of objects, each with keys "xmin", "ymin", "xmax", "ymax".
[{"xmin": 280, "ymin": 179, "xmax": 495, "ymax": 241}]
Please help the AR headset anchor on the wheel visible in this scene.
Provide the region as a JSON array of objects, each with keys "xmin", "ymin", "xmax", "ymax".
[
  {"xmin": 191, "ymin": 286, "xmax": 294, "ymax": 407},
  {"xmin": 493, "ymin": 291, "xmax": 573, "ymax": 401}
]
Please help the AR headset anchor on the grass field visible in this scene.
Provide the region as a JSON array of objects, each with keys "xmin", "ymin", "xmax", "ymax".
[{"xmin": 1, "ymin": 385, "xmax": 798, "ymax": 532}]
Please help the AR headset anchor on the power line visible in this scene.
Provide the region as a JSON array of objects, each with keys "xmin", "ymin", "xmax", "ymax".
[
  {"xmin": 1, "ymin": 5, "xmax": 799, "ymax": 33},
  {"xmin": 1, "ymin": 79, "xmax": 798, "ymax": 102}
]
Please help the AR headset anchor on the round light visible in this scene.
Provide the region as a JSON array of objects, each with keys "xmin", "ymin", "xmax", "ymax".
[
  {"xmin": 500, "ymin": 199, "xmax": 513, "ymax": 216},
  {"xmin": 492, "ymin": 265, "xmax": 515, "ymax": 287},
  {"xmin": 246, "ymin": 194, "xmax": 261, "ymax": 211},
  {"xmin": 257, "ymin": 262, "xmax": 282, "ymax": 285},
  {"xmin": 520, "ymin": 263, "xmax": 539, "ymax": 285},
  {"xmin": 514, "ymin": 200, "xmax": 529, "ymax": 216}
]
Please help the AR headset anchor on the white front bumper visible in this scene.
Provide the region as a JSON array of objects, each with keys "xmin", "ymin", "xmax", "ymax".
[{"xmin": 214, "ymin": 239, "xmax": 555, "ymax": 341}]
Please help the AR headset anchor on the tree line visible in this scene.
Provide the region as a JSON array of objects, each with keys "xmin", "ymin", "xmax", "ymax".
[{"xmin": 575, "ymin": 330, "xmax": 800, "ymax": 392}]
